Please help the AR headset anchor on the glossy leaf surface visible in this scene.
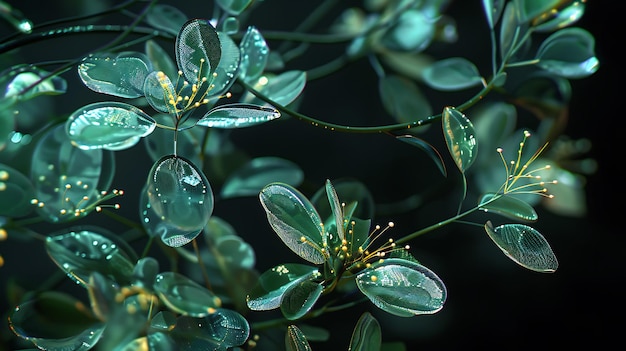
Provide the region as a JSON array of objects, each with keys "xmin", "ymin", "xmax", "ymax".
[
  {"xmin": 535, "ymin": 27, "xmax": 599, "ymax": 78},
  {"xmin": 196, "ymin": 103, "xmax": 280, "ymax": 128},
  {"xmin": 484, "ymin": 221, "xmax": 558, "ymax": 272},
  {"xmin": 1, "ymin": 65, "xmax": 66, "ymax": 100},
  {"xmin": 154, "ymin": 272, "xmax": 222, "ymax": 316},
  {"xmin": 422, "ymin": 57, "xmax": 483, "ymax": 91},
  {"xmin": 168, "ymin": 309, "xmax": 249, "ymax": 349},
  {"xmin": 45, "ymin": 228, "xmax": 136, "ymax": 286},
  {"xmin": 211, "ymin": 32, "xmax": 241, "ymax": 95},
  {"xmin": 145, "ymin": 155, "xmax": 214, "ymax": 247},
  {"xmin": 285, "ymin": 325, "xmax": 313, "ymax": 351},
  {"xmin": 247, "ymin": 263, "xmax": 319, "ymax": 311},
  {"xmin": 254, "ymin": 70, "xmax": 306, "ymax": 107},
  {"xmin": 356, "ymin": 258, "xmax": 447, "ymax": 317},
  {"xmin": 146, "ymin": 4, "xmax": 188, "ymax": 36},
  {"xmin": 397, "ymin": 134, "xmax": 447, "ymax": 177},
  {"xmin": 533, "ymin": 1, "xmax": 585, "ymax": 32},
  {"xmin": 239, "ymin": 26, "xmax": 269, "ymax": 83},
  {"xmin": 259, "ymin": 182, "xmax": 326, "ymax": 264},
  {"xmin": 478, "ymin": 193, "xmax": 538, "ymax": 222},
  {"xmin": 0, "ymin": 163, "xmax": 35, "ymax": 217},
  {"xmin": 176, "ymin": 19, "xmax": 221, "ymax": 84},
  {"xmin": 78, "ymin": 52, "xmax": 152, "ymax": 98},
  {"xmin": 221, "ymin": 156, "xmax": 303, "ymax": 198},
  {"xmin": 280, "ymin": 279, "xmax": 323, "ymax": 320},
  {"xmin": 442, "ymin": 106, "xmax": 478, "ymax": 173},
  {"xmin": 66, "ymin": 101, "xmax": 156, "ymax": 151},
  {"xmin": 145, "ymin": 39, "xmax": 178, "ymax": 80},
  {"xmin": 381, "ymin": 9, "xmax": 434, "ymax": 52},
  {"xmin": 325, "ymin": 179, "xmax": 345, "ymax": 242},
  {"xmin": 349, "ymin": 312, "xmax": 381, "ymax": 351},
  {"xmin": 482, "ymin": 0, "xmax": 505, "ymax": 30}
]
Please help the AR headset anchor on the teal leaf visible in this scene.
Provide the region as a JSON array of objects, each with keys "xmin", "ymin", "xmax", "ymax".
[
  {"xmin": 442, "ymin": 106, "xmax": 478, "ymax": 173},
  {"xmin": 30, "ymin": 125, "xmax": 116, "ymax": 223},
  {"xmin": 535, "ymin": 27, "xmax": 599, "ymax": 79},
  {"xmin": 143, "ymin": 71, "xmax": 176, "ymax": 114},
  {"xmin": 145, "ymin": 155, "xmax": 214, "ymax": 247},
  {"xmin": 154, "ymin": 272, "xmax": 222, "ymax": 316},
  {"xmin": 220, "ymin": 17, "xmax": 240, "ymax": 34},
  {"xmin": 176, "ymin": 19, "xmax": 221, "ymax": 84},
  {"xmin": 310, "ymin": 179, "xmax": 375, "ymax": 226},
  {"xmin": 280, "ymin": 279, "xmax": 324, "ymax": 320},
  {"xmin": 78, "ymin": 52, "xmax": 152, "ymax": 98},
  {"xmin": 221, "ymin": 156, "xmax": 303, "ymax": 198},
  {"xmin": 533, "ymin": 1, "xmax": 586, "ymax": 32},
  {"xmin": 196, "ymin": 103, "xmax": 280, "ymax": 128},
  {"xmin": 8, "ymin": 291, "xmax": 104, "ymax": 351},
  {"xmin": 132, "ymin": 256, "xmax": 160, "ymax": 288},
  {"xmin": 484, "ymin": 221, "xmax": 558, "ymax": 272},
  {"xmin": 253, "ymin": 70, "xmax": 306, "ymax": 107},
  {"xmin": 247, "ymin": 263, "xmax": 320, "ymax": 311},
  {"xmin": 285, "ymin": 325, "xmax": 313, "ymax": 351},
  {"xmin": 325, "ymin": 179, "xmax": 345, "ymax": 242},
  {"xmin": 1, "ymin": 65, "xmax": 66, "ymax": 100},
  {"xmin": 422, "ymin": 57, "xmax": 483, "ymax": 91},
  {"xmin": 513, "ymin": 0, "xmax": 576, "ymax": 26},
  {"xmin": 396, "ymin": 134, "xmax": 447, "ymax": 177},
  {"xmin": 216, "ymin": 0, "xmax": 254, "ymax": 16},
  {"xmin": 146, "ymin": 4, "xmax": 188, "ymax": 36},
  {"xmin": 356, "ymin": 258, "xmax": 447, "ymax": 317},
  {"xmin": 481, "ymin": 0, "xmax": 505, "ymax": 30},
  {"xmin": 0, "ymin": 163, "xmax": 35, "ymax": 217},
  {"xmin": 381, "ymin": 9, "xmax": 435, "ymax": 52},
  {"xmin": 168, "ymin": 309, "xmax": 249, "ymax": 349},
  {"xmin": 145, "ymin": 39, "xmax": 179, "ymax": 81},
  {"xmin": 478, "ymin": 193, "xmax": 539, "ymax": 222},
  {"xmin": 499, "ymin": 3, "xmax": 531, "ymax": 62},
  {"xmin": 349, "ymin": 312, "xmax": 382, "ymax": 351},
  {"xmin": 66, "ymin": 102, "xmax": 156, "ymax": 151},
  {"xmin": 211, "ymin": 31, "xmax": 241, "ymax": 95},
  {"xmin": 45, "ymin": 227, "xmax": 136, "ymax": 287},
  {"xmin": 379, "ymin": 74, "xmax": 432, "ymax": 124},
  {"xmin": 239, "ymin": 26, "xmax": 269, "ymax": 83},
  {"xmin": 259, "ymin": 182, "xmax": 326, "ymax": 264}
]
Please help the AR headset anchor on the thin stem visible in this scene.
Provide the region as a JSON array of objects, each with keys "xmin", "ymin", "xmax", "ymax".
[
  {"xmin": 277, "ymin": 0, "xmax": 340, "ymax": 53},
  {"xmin": 192, "ymin": 238, "xmax": 212, "ymax": 290}
]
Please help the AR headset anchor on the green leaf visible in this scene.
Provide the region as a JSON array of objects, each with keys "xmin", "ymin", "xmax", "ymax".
[
  {"xmin": 442, "ymin": 106, "xmax": 478, "ymax": 173},
  {"xmin": 259, "ymin": 182, "xmax": 326, "ymax": 264},
  {"xmin": 66, "ymin": 102, "xmax": 156, "ymax": 151},
  {"xmin": 146, "ymin": 4, "xmax": 188, "ymax": 36},
  {"xmin": 247, "ymin": 263, "xmax": 320, "ymax": 311},
  {"xmin": 310, "ymin": 178, "xmax": 376, "ymax": 227},
  {"xmin": 280, "ymin": 279, "xmax": 324, "ymax": 320},
  {"xmin": 422, "ymin": 57, "xmax": 483, "ymax": 91},
  {"xmin": 481, "ymin": 0, "xmax": 505, "ymax": 30},
  {"xmin": 484, "ymin": 221, "xmax": 558, "ymax": 272},
  {"xmin": 78, "ymin": 52, "xmax": 152, "ymax": 98},
  {"xmin": 285, "ymin": 325, "xmax": 313, "ymax": 351},
  {"xmin": 349, "ymin": 312, "xmax": 382, "ymax": 351},
  {"xmin": 379, "ymin": 51, "xmax": 434, "ymax": 81},
  {"xmin": 145, "ymin": 155, "xmax": 214, "ymax": 247},
  {"xmin": 196, "ymin": 103, "xmax": 281, "ymax": 129},
  {"xmin": 356, "ymin": 258, "xmax": 447, "ymax": 317},
  {"xmin": 533, "ymin": 1, "xmax": 586, "ymax": 32},
  {"xmin": 0, "ymin": 64, "xmax": 66, "ymax": 100},
  {"xmin": 221, "ymin": 156, "xmax": 303, "ymax": 198},
  {"xmin": 535, "ymin": 27, "xmax": 599, "ymax": 78},
  {"xmin": 471, "ymin": 102, "xmax": 517, "ymax": 168},
  {"xmin": 145, "ymin": 39, "xmax": 179, "ymax": 80},
  {"xmin": 8, "ymin": 291, "xmax": 104, "ymax": 351},
  {"xmin": 478, "ymin": 193, "xmax": 539, "ymax": 222},
  {"xmin": 396, "ymin": 134, "xmax": 447, "ymax": 177},
  {"xmin": 499, "ymin": 3, "xmax": 531, "ymax": 62},
  {"xmin": 379, "ymin": 74, "xmax": 432, "ymax": 124},
  {"xmin": 211, "ymin": 32, "xmax": 242, "ymax": 94},
  {"xmin": 45, "ymin": 227, "xmax": 136, "ymax": 287},
  {"xmin": 168, "ymin": 309, "xmax": 250, "ymax": 348},
  {"xmin": 216, "ymin": 0, "xmax": 254, "ymax": 16},
  {"xmin": 0, "ymin": 163, "xmax": 35, "ymax": 217},
  {"xmin": 252, "ymin": 70, "xmax": 307, "ymax": 107},
  {"xmin": 154, "ymin": 272, "xmax": 222, "ymax": 316},
  {"xmin": 239, "ymin": 26, "xmax": 269, "ymax": 83},
  {"xmin": 176, "ymin": 19, "xmax": 222, "ymax": 84},
  {"xmin": 381, "ymin": 9, "xmax": 435, "ymax": 52}
]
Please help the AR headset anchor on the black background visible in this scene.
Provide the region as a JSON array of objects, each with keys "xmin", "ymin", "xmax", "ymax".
[{"xmin": 0, "ymin": 1, "xmax": 622, "ymax": 350}]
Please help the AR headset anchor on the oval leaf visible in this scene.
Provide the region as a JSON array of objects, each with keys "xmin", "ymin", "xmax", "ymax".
[
  {"xmin": 1, "ymin": 64, "xmax": 67, "ymax": 100},
  {"xmin": 78, "ymin": 52, "xmax": 152, "ymax": 98},
  {"xmin": 379, "ymin": 74, "xmax": 432, "ymax": 124},
  {"xmin": 247, "ymin": 263, "xmax": 319, "ymax": 311},
  {"xmin": 442, "ymin": 106, "xmax": 478, "ymax": 173},
  {"xmin": 356, "ymin": 258, "xmax": 447, "ymax": 317},
  {"xmin": 146, "ymin": 4, "xmax": 188, "ymax": 36},
  {"xmin": 535, "ymin": 27, "xmax": 599, "ymax": 78},
  {"xmin": 484, "ymin": 221, "xmax": 558, "ymax": 272},
  {"xmin": 196, "ymin": 103, "xmax": 280, "ymax": 129},
  {"xmin": 280, "ymin": 279, "xmax": 324, "ymax": 320},
  {"xmin": 169, "ymin": 309, "xmax": 249, "ymax": 348},
  {"xmin": 239, "ymin": 26, "xmax": 269, "ymax": 83},
  {"xmin": 349, "ymin": 312, "xmax": 382, "ymax": 351},
  {"xmin": 478, "ymin": 193, "xmax": 538, "ymax": 222},
  {"xmin": 422, "ymin": 57, "xmax": 483, "ymax": 91},
  {"xmin": 154, "ymin": 272, "xmax": 222, "ymax": 316},
  {"xmin": 66, "ymin": 101, "xmax": 156, "ymax": 151},
  {"xmin": 253, "ymin": 70, "xmax": 306, "ymax": 107},
  {"xmin": 221, "ymin": 156, "xmax": 303, "ymax": 198},
  {"xmin": 176, "ymin": 19, "xmax": 221, "ymax": 84},
  {"xmin": 285, "ymin": 325, "xmax": 313, "ymax": 351}
]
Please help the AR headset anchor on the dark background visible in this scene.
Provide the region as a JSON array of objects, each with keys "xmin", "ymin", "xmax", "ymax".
[{"xmin": 0, "ymin": 1, "xmax": 622, "ymax": 350}]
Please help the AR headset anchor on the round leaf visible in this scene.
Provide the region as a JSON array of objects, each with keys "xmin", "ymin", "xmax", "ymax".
[
  {"xmin": 280, "ymin": 279, "xmax": 324, "ymax": 320},
  {"xmin": 176, "ymin": 19, "xmax": 221, "ymax": 84},
  {"xmin": 422, "ymin": 57, "xmax": 483, "ymax": 91},
  {"xmin": 78, "ymin": 52, "xmax": 152, "ymax": 98},
  {"xmin": 154, "ymin": 272, "xmax": 222, "ymax": 316},
  {"xmin": 239, "ymin": 26, "xmax": 269, "ymax": 83},
  {"xmin": 535, "ymin": 27, "xmax": 599, "ymax": 78}
]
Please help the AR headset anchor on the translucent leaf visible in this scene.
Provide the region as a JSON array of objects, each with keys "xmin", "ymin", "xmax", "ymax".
[
  {"xmin": 145, "ymin": 155, "xmax": 214, "ymax": 247},
  {"xmin": 536, "ymin": 162, "xmax": 587, "ymax": 217},
  {"xmin": 221, "ymin": 156, "xmax": 303, "ymax": 198},
  {"xmin": 471, "ymin": 102, "xmax": 517, "ymax": 168},
  {"xmin": 535, "ymin": 27, "xmax": 599, "ymax": 79},
  {"xmin": 533, "ymin": 1, "xmax": 586, "ymax": 32},
  {"xmin": 145, "ymin": 39, "xmax": 179, "ymax": 81},
  {"xmin": 78, "ymin": 52, "xmax": 152, "ymax": 98},
  {"xmin": 296, "ymin": 324, "xmax": 330, "ymax": 342},
  {"xmin": 133, "ymin": 256, "xmax": 160, "ymax": 288},
  {"xmin": 45, "ymin": 227, "xmax": 136, "ymax": 287},
  {"xmin": 0, "ymin": 163, "xmax": 35, "ymax": 217},
  {"xmin": 325, "ymin": 179, "xmax": 345, "ymax": 242},
  {"xmin": 239, "ymin": 26, "xmax": 269, "ymax": 83},
  {"xmin": 146, "ymin": 4, "xmax": 188, "ymax": 36},
  {"xmin": 481, "ymin": 0, "xmax": 505, "ymax": 30},
  {"xmin": 285, "ymin": 325, "xmax": 313, "ymax": 351},
  {"xmin": 196, "ymin": 103, "xmax": 280, "ymax": 129},
  {"xmin": 213, "ymin": 234, "xmax": 256, "ymax": 270},
  {"xmin": 8, "ymin": 291, "xmax": 105, "ymax": 351},
  {"xmin": 66, "ymin": 101, "xmax": 156, "ymax": 151},
  {"xmin": 484, "ymin": 221, "xmax": 558, "ymax": 272},
  {"xmin": 259, "ymin": 182, "xmax": 326, "ymax": 264},
  {"xmin": 349, "ymin": 312, "xmax": 381, "ymax": 351},
  {"xmin": 246, "ymin": 263, "xmax": 319, "ymax": 311},
  {"xmin": 310, "ymin": 179, "xmax": 375, "ymax": 226},
  {"xmin": 215, "ymin": 0, "xmax": 254, "ymax": 16},
  {"xmin": 442, "ymin": 106, "xmax": 478, "ymax": 173},
  {"xmin": 381, "ymin": 9, "xmax": 435, "ymax": 52},
  {"xmin": 422, "ymin": 57, "xmax": 483, "ymax": 91},
  {"xmin": 254, "ymin": 70, "xmax": 307, "ymax": 107},
  {"xmin": 210, "ymin": 32, "xmax": 241, "ymax": 95},
  {"xmin": 168, "ymin": 309, "xmax": 249, "ymax": 349},
  {"xmin": 30, "ymin": 125, "xmax": 115, "ymax": 223},
  {"xmin": 380, "ymin": 51, "xmax": 434, "ymax": 81},
  {"xmin": 356, "ymin": 258, "xmax": 447, "ymax": 317},
  {"xmin": 499, "ymin": 3, "xmax": 531, "ymax": 62},
  {"xmin": 0, "ymin": 65, "xmax": 66, "ymax": 100},
  {"xmin": 153, "ymin": 272, "xmax": 222, "ymax": 316},
  {"xmin": 379, "ymin": 74, "xmax": 432, "ymax": 124},
  {"xmin": 513, "ymin": 0, "xmax": 578, "ymax": 26},
  {"xmin": 280, "ymin": 279, "xmax": 323, "ymax": 320},
  {"xmin": 176, "ymin": 19, "xmax": 221, "ymax": 84},
  {"xmin": 396, "ymin": 135, "xmax": 447, "ymax": 177},
  {"xmin": 143, "ymin": 71, "xmax": 176, "ymax": 114},
  {"xmin": 220, "ymin": 17, "xmax": 240, "ymax": 34},
  {"xmin": 478, "ymin": 193, "xmax": 538, "ymax": 222}
]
